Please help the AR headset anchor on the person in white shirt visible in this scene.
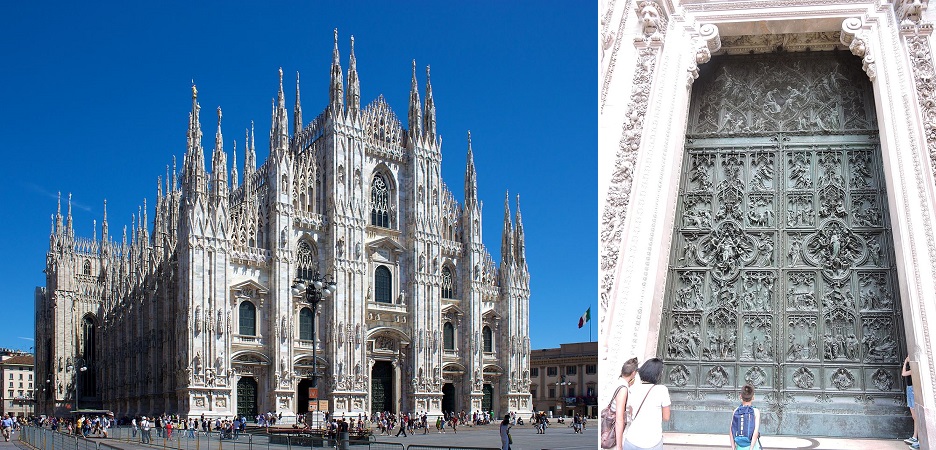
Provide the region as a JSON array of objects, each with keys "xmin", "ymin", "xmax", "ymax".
[{"xmin": 622, "ymin": 358, "xmax": 671, "ymax": 450}]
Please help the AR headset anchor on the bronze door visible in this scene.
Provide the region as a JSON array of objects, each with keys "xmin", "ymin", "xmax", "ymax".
[{"xmin": 661, "ymin": 51, "xmax": 909, "ymax": 438}]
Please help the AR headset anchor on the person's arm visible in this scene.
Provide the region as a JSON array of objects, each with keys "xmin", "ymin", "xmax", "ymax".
[
  {"xmin": 661, "ymin": 386, "xmax": 672, "ymax": 421},
  {"xmin": 614, "ymin": 388, "xmax": 628, "ymax": 450},
  {"xmin": 752, "ymin": 408, "xmax": 761, "ymax": 444},
  {"xmin": 728, "ymin": 420, "xmax": 736, "ymax": 450},
  {"xmin": 661, "ymin": 406, "xmax": 671, "ymax": 422},
  {"xmin": 903, "ymin": 356, "xmax": 912, "ymax": 377}
]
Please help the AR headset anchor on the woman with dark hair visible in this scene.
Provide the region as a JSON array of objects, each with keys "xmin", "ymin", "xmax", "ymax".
[
  {"xmin": 622, "ymin": 358, "xmax": 671, "ymax": 450},
  {"xmin": 611, "ymin": 357, "xmax": 639, "ymax": 449}
]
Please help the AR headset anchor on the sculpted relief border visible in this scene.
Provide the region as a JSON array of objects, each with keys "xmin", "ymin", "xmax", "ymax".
[{"xmin": 599, "ymin": 0, "xmax": 669, "ymax": 327}]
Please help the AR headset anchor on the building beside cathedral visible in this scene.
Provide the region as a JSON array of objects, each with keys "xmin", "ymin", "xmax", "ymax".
[
  {"xmin": 35, "ymin": 31, "xmax": 532, "ymax": 420},
  {"xmin": 600, "ymin": 0, "xmax": 936, "ymax": 444}
]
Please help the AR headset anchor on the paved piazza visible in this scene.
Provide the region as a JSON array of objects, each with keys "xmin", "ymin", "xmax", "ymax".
[{"xmin": 368, "ymin": 423, "xmax": 597, "ymax": 449}]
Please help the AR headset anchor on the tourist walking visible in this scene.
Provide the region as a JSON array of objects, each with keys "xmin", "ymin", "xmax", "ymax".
[
  {"xmin": 500, "ymin": 414, "xmax": 512, "ymax": 450},
  {"xmin": 621, "ymin": 358, "xmax": 671, "ymax": 450}
]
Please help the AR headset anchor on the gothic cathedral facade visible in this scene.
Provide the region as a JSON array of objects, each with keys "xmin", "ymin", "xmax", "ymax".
[{"xmin": 35, "ymin": 32, "xmax": 532, "ymax": 420}]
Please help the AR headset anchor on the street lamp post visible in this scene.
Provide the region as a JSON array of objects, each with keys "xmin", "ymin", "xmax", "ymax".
[
  {"xmin": 557, "ymin": 375, "xmax": 571, "ymax": 418},
  {"xmin": 66, "ymin": 358, "xmax": 87, "ymax": 412},
  {"xmin": 292, "ymin": 271, "xmax": 336, "ymax": 429}
]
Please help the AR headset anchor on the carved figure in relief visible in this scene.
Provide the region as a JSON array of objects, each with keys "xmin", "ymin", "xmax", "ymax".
[
  {"xmin": 193, "ymin": 352, "xmax": 202, "ymax": 374},
  {"xmin": 757, "ymin": 234, "xmax": 774, "ymax": 265},
  {"xmin": 789, "ymin": 155, "xmax": 811, "ymax": 189},
  {"xmin": 678, "ymin": 238, "xmax": 698, "ymax": 265},
  {"xmin": 867, "ymin": 238, "xmax": 884, "ymax": 266},
  {"xmin": 675, "ymin": 272, "xmax": 704, "ymax": 310},
  {"xmin": 689, "ymin": 158, "xmax": 713, "ymax": 191},
  {"xmin": 788, "ymin": 239, "xmax": 803, "ymax": 266},
  {"xmin": 793, "ymin": 367, "xmax": 815, "ymax": 389},
  {"xmin": 831, "ymin": 368, "xmax": 855, "ymax": 390}
]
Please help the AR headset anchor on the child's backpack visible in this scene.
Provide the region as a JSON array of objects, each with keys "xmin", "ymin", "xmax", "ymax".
[{"xmin": 730, "ymin": 405, "xmax": 756, "ymax": 447}]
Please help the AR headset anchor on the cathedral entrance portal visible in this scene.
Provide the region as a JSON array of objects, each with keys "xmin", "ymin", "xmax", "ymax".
[
  {"xmin": 660, "ymin": 51, "xmax": 909, "ymax": 438},
  {"xmin": 297, "ymin": 378, "xmax": 313, "ymax": 414},
  {"xmin": 441, "ymin": 383, "xmax": 455, "ymax": 414},
  {"xmin": 371, "ymin": 361, "xmax": 394, "ymax": 414},
  {"xmin": 481, "ymin": 384, "xmax": 493, "ymax": 413},
  {"xmin": 237, "ymin": 377, "xmax": 258, "ymax": 419}
]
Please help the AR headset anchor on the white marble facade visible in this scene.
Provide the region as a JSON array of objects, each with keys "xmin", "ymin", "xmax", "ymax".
[
  {"xmin": 35, "ymin": 32, "xmax": 532, "ymax": 420},
  {"xmin": 600, "ymin": 0, "xmax": 936, "ymax": 443}
]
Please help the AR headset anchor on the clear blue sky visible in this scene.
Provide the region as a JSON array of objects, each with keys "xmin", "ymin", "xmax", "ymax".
[{"xmin": 0, "ymin": 2, "xmax": 596, "ymax": 352}]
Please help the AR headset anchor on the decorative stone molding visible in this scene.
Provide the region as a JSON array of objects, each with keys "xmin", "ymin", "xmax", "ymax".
[
  {"xmin": 719, "ymin": 32, "xmax": 844, "ymax": 55},
  {"xmin": 688, "ymin": 24, "xmax": 722, "ymax": 86},
  {"xmin": 599, "ymin": 44, "xmax": 661, "ymax": 321},
  {"xmin": 600, "ymin": 0, "xmax": 672, "ymax": 323},
  {"xmin": 841, "ymin": 18, "xmax": 877, "ymax": 80}
]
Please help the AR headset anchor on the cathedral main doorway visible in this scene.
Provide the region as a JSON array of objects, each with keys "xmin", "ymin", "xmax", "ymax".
[
  {"xmin": 296, "ymin": 378, "xmax": 314, "ymax": 414},
  {"xmin": 371, "ymin": 361, "xmax": 394, "ymax": 414},
  {"xmin": 481, "ymin": 384, "xmax": 493, "ymax": 413},
  {"xmin": 659, "ymin": 51, "xmax": 910, "ymax": 438},
  {"xmin": 441, "ymin": 383, "xmax": 455, "ymax": 414},
  {"xmin": 236, "ymin": 377, "xmax": 258, "ymax": 419}
]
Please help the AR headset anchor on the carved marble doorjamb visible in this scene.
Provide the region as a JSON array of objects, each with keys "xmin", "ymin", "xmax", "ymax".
[
  {"xmin": 898, "ymin": 2, "xmax": 936, "ymax": 397},
  {"xmin": 600, "ymin": 0, "xmax": 669, "ymax": 328}
]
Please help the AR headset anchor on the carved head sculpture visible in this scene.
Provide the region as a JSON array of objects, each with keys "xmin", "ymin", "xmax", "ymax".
[{"xmin": 640, "ymin": 1, "xmax": 661, "ymax": 35}]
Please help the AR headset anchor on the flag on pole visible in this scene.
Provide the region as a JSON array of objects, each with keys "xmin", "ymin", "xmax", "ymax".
[{"xmin": 578, "ymin": 307, "xmax": 591, "ymax": 329}]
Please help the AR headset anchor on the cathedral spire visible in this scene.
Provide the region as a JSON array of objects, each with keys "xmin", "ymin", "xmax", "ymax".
[
  {"xmin": 347, "ymin": 36, "xmax": 360, "ymax": 115},
  {"xmin": 465, "ymin": 131, "xmax": 478, "ymax": 210},
  {"xmin": 423, "ymin": 65, "xmax": 436, "ymax": 140},
  {"xmin": 408, "ymin": 60, "xmax": 422, "ymax": 138},
  {"xmin": 55, "ymin": 191, "xmax": 63, "ymax": 236},
  {"xmin": 66, "ymin": 193, "xmax": 73, "ymax": 238},
  {"xmin": 212, "ymin": 106, "xmax": 229, "ymax": 199},
  {"xmin": 102, "ymin": 199, "xmax": 109, "ymax": 244},
  {"xmin": 329, "ymin": 29, "xmax": 344, "ymax": 113},
  {"xmin": 172, "ymin": 155, "xmax": 178, "ymax": 191},
  {"xmin": 271, "ymin": 68, "xmax": 289, "ymax": 154},
  {"xmin": 184, "ymin": 84, "xmax": 207, "ymax": 195},
  {"xmin": 501, "ymin": 190, "xmax": 514, "ymax": 267},
  {"xmin": 244, "ymin": 123, "xmax": 256, "ymax": 181},
  {"xmin": 231, "ymin": 139, "xmax": 239, "ymax": 188},
  {"xmin": 294, "ymin": 71, "xmax": 303, "ymax": 133},
  {"xmin": 514, "ymin": 194, "xmax": 526, "ymax": 267}
]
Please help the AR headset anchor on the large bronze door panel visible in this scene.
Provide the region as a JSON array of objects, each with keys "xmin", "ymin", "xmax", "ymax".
[{"xmin": 661, "ymin": 52, "xmax": 910, "ymax": 438}]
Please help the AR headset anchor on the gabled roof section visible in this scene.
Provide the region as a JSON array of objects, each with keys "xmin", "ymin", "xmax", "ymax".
[
  {"xmin": 482, "ymin": 309, "xmax": 502, "ymax": 321},
  {"xmin": 367, "ymin": 236, "xmax": 406, "ymax": 254},
  {"xmin": 230, "ymin": 279, "xmax": 269, "ymax": 295},
  {"xmin": 441, "ymin": 303, "xmax": 466, "ymax": 317}
]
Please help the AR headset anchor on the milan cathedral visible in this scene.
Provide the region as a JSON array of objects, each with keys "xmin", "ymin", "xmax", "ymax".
[{"xmin": 35, "ymin": 31, "xmax": 532, "ymax": 420}]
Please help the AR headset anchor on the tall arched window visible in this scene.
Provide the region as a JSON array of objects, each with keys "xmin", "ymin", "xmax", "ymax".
[
  {"xmin": 299, "ymin": 307, "xmax": 314, "ymax": 341},
  {"xmin": 375, "ymin": 266, "xmax": 392, "ymax": 303},
  {"xmin": 371, "ymin": 174, "xmax": 390, "ymax": 228},
  {"xmin": 443, "ymin": 322, "xmax": 455, "ymax": 350},
  {"xmin": 81, "ymin": 315, "xmax": 97, "ymax": 397},
  {"xmin": 483, "ymin": 326, "xmax": 493, "ymax": 353},
  {"xmin": 82, "ymin": 316, "xmax": 96, "ymax": 363},
  {"xmin": 441, "ymin": 267, "xmax": 455, "ymax": 299},
  {"xmin": 296, "ymin": 241, "xmax": 317, "ymax": 280},
  {"xmin": 83, "ymin": 260, "xmax": 91, "ymax": 276},
  {"xmin": 239, "ymin": 301, "xmax": 257, "ymax": 336}
]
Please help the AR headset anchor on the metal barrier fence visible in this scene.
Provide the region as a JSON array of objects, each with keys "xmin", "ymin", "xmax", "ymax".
[
  {"xmin": 361, "ymin": 444, "xmax": 402, "ymax": 450},
  {"xmin": 19, "ymin": 426, "xmax": 498, "ymax": 450}
]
